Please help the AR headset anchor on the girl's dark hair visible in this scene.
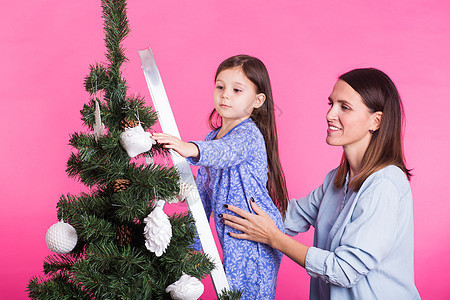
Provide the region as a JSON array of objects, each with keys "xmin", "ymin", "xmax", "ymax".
[
  {"xmin": 209, "ymin": 55, "xmax": 288, "ymax": 214},
  {"xmin": 335, "ymin": 68, "xmax": 412, "ymax": 190}
]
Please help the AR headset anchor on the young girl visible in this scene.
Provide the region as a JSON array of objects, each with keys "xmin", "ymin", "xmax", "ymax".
[
  {"xmin": 152, "ymin": 55, "xmax": 288, "ymax": 299},
  {"xmin": 222, "ymin": 68, "xmax": 420, "ymax": 299}
]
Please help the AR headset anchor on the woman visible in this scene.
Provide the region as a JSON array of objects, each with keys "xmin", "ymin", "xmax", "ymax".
[{"xmin": 221, "ymin": 68, "xmax": 420, "ymax": 299}]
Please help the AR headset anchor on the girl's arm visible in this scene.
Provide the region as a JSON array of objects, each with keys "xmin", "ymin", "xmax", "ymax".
[
  {"xmin": 222, "ymin": 200, "xmax": 310, "ymax": 267},
  {"xmin": 188, "ymin": 126, "xmax": 260, "ymax": 168},
  {"xmin": 152, "ymin": 133, "xmax": 199, "ymax": 158}
]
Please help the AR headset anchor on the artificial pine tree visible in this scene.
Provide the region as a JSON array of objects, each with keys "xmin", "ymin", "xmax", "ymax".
[{"xmin": 27, "ymin": 0, "xmax": 216, "ymax": 298}]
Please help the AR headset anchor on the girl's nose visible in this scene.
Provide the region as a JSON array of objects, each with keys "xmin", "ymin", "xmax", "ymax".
[{"xmin": 221, "ymin": 89, "xmax": 230, "ymax": 99}]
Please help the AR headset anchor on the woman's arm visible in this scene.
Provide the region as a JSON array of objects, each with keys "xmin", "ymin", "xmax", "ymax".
[{"xmin": 222, "ymin": 200, "xmax": 310, "ymax": 268}]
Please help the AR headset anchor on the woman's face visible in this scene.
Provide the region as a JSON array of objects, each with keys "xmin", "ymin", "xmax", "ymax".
[{"xmin": 326, "ymin": 80, "xmax": 378, "ymax": 155}]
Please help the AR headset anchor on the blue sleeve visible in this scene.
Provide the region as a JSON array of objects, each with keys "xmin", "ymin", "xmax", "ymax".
[
  {"xmin": 305, "ymin": 177, "xmax": 401, "ymax": 288},
  {"xmin": 284, "ymin": 170, "xmax": 335, "ymax": 235},
  {"xmin": 187, "ymin": 126, "xmax": 259, "ymax": 169}
]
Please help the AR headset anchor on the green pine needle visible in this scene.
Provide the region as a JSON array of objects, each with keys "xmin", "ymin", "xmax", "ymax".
[{"xmin": 216, "ymin": 288, "xmax": 244, "ymax": 300}]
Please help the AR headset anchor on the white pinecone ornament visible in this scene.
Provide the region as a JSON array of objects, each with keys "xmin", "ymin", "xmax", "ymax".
[
  {"xmin": 165, "ymin": 181, "xmax": 194, "ymax": 204},
  {"xmin": 46, "ymin": 221, "xmax": 78, "ymax": 254},
  {"xmin": 165, "ymin": 274, "xmax": 204, "ymax": 300},
  {"xmin": 143, "ymin": 206, "xmax": 172, "ymax": 257}
]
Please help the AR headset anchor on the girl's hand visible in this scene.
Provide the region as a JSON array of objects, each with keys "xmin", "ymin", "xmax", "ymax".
[
  {"xmin": 221, "ymin": 200, "xmax": 283, "ymax": 248},
  {"xmin": 152, "ymin": 133, "xmax": 199, "ymax": 158}
]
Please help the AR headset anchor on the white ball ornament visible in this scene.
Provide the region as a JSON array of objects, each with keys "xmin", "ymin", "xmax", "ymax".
[
  {"xmin": 120, "ymin": 124, "xmax": 156, "ymax": 157},
  {"xmin": 46, "ymin": 221, "xmax": 78, "ymax": 254},
  {"xmin": 165, "ymin": 274, "xmax": 204, "ymax": 300}
]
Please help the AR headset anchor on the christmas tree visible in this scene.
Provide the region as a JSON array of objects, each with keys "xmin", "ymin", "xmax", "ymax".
[{"xmin": 26, "ymin": 0, "xmax": 218, "ymax": 298}]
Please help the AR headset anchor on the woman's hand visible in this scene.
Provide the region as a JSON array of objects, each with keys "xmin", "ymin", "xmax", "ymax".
[
  {"xmin": 222, "ymin": 199, "xmax": 310, "ymax": 267},
  {"xmin": 221, "ymin": 200, "xmax": 284, "ymax": 248},
  {"xmin": 152, "ymin": 133, "xmax": 199, "ymax": 158}
]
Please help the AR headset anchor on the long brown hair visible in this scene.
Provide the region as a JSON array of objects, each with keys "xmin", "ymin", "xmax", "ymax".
[
  {"xmin": 209, "ymin": 55, "xmax": 288, "ymax": 214},
  {"xmin": 335, "ymin": 68, "xmax": 412, "ymax": 190}
]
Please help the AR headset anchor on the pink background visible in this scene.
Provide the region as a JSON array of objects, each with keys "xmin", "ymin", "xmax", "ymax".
[{"xmin": 1, "ymin": 0, "xmax": 449, "ymax": 298}]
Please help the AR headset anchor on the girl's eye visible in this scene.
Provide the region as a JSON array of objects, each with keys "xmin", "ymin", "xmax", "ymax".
[
  {"xmin": 233, "ymin": 88, "xmax": 242, "ymax": 93},
  {"xmin": 341, "ymin": 105, "xmax": 350, "ymax": 111},
  {"xmin": 216, "ymin": 85, "xmax": 224, "ymax": 90}
]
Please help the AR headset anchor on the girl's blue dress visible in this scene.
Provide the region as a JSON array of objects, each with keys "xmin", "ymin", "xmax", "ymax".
[{"xmin": 187, "ymin": 118, "xmax": 283, "ymax": 299}]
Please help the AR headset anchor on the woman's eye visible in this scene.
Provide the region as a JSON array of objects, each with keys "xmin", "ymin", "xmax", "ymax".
[
  {"xmin": 234, "ymin": 88, "xmax": 242, "ymax": 93},
  {"xmin": 216, "ymin": 85, "xmax": 224, "ymax": 90},
  {"xmin": 341, "ymin": 105, "xmax": 349, "ymax": 111}
]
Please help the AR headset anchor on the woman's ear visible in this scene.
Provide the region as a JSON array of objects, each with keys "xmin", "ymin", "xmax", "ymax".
[
  {"xmin": 372, "ymin": 111, "xmax": 383, "ymax": 131},
  {"xmin": 254, "ymin": 93, "xmax": 266, "ymax": 109}
]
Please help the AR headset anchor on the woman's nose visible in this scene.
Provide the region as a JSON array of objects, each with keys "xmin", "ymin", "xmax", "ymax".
[{"xmin": 326, "ymin": 106, "xmax": 337, "ymax": 121}]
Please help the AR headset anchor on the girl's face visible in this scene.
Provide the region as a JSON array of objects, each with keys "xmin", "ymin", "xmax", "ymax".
[
  {"xmin": 326, "ymin": 80, "xmax": 380, "ymax": 155},
  {"xmin": 213, "ymin": 67, "xmax": 265, "ymax": 127}
]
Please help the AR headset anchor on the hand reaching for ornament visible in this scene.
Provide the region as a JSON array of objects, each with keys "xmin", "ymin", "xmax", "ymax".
[{"xmin": 152, "ymin": 133, "xmax": 199, "ymax": 158}]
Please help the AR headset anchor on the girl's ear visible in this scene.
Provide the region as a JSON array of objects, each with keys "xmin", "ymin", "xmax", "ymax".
[
  {"xmin": 254, "ymin": 93, "xmax": 266, "ymax": 109},
  {"xmin": 372, "ymin": 111, "xmax": 383, "ymax": 131}
]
